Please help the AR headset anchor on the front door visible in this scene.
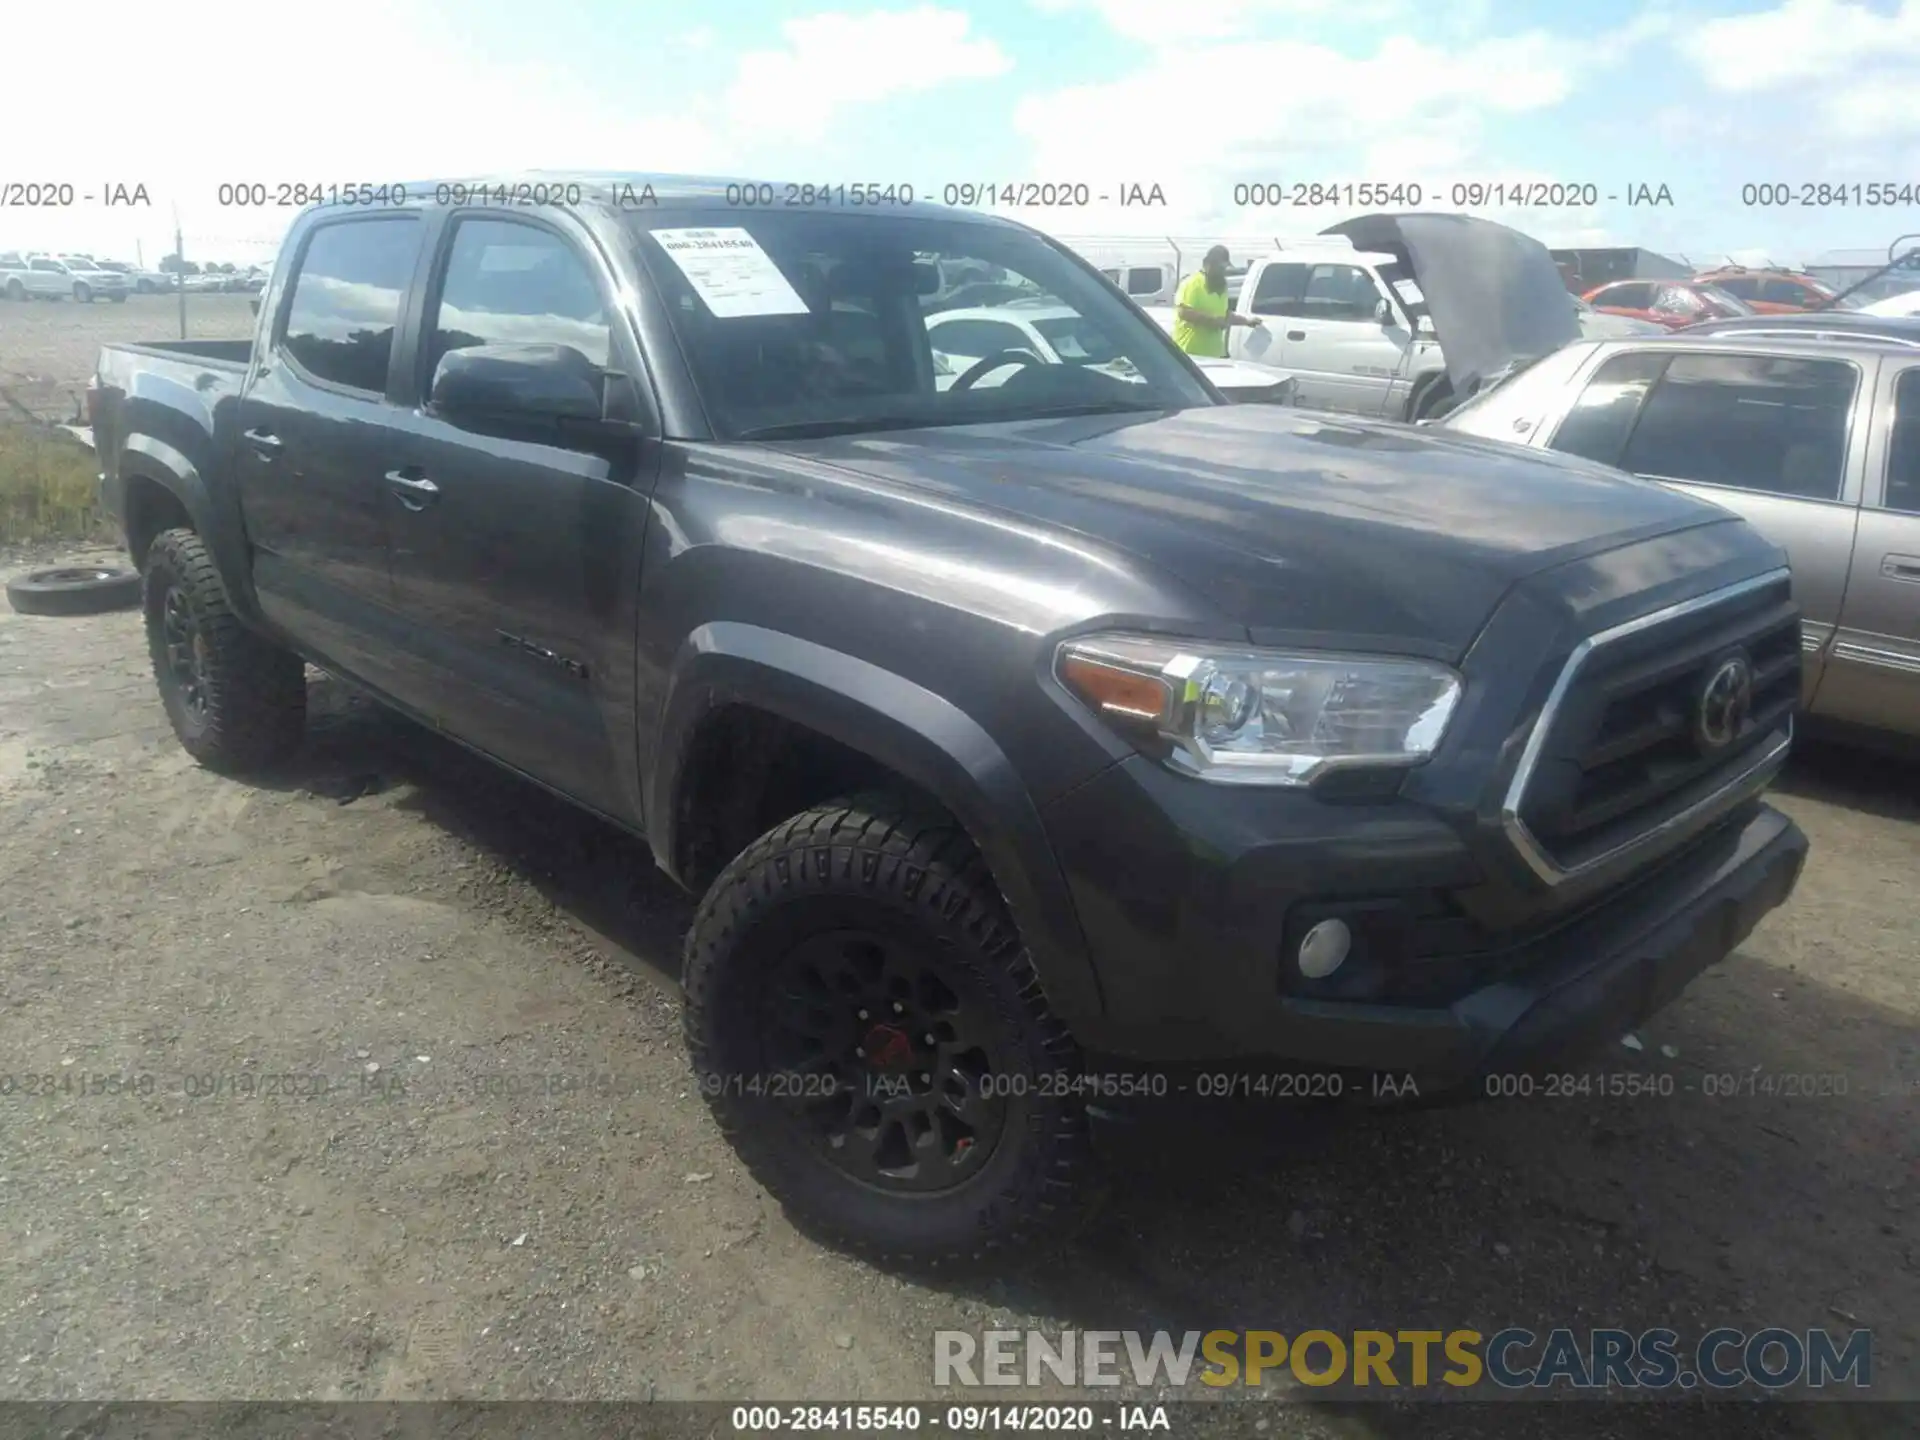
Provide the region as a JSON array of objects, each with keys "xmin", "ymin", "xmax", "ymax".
[
  {"xmin": 1243, "ymin": 261, "xmax": 1399, "ymax": 414},
  {"xmin": 1816, "ymin": 361, "xmax": 1920, "ymax": 735},
  {"xmin": 380, "ymin": 212, "xmax": 659, "ymax": 813}
]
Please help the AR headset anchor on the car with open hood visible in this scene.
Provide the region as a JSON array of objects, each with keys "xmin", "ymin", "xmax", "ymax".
[
  {"xmin": 1143, "ymin": 213, "xmax": 1584, "ymax": 423},
  {"xmin": 91, "ymin": 175, "xmax": 1807, "ymax": 1264}
]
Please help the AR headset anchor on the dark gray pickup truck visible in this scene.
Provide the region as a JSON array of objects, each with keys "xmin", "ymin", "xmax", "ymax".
[{"xmin": 92, "ymin": 178, "xmax": 1809, "ymax": 1263}]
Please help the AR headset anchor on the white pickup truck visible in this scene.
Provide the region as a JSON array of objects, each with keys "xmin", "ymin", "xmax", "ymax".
[
  {"xmin": 1145, "ymin": 216, "xmax": 1587, "ymax": 423},
  {"xmin": 0, "ymin": 252, "xmax": 131, "ymax": 302}
]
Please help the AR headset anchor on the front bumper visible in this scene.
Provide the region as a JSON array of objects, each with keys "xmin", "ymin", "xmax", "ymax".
[{"xmin": 1043, "ymin": 756, "xmax": 1805, "ymax": 1091}]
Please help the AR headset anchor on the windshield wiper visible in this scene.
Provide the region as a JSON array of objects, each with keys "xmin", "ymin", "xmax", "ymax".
[{"xmin": 735, "ymin": 415, "xmax": 935, "ymax": 441}]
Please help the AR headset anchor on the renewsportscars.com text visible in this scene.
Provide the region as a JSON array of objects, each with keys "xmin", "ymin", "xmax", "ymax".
[{"xmin": 934, "ymin": 1327, "xmax": 1873, "ymax": 1392}]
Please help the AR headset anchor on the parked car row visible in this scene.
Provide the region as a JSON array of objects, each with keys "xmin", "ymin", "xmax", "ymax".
[
  {"xmin": 0, "ymin": 251, "xmax": 130, "ymax": 302},
  {"xmin": 0, "ymin": 252, "xmax": 270, "ymax": 299}
]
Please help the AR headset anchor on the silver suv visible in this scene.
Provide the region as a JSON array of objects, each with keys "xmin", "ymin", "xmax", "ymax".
[{"xmin": 1442, "ymin": 331, "xmax": 1920, "ymax": 745}]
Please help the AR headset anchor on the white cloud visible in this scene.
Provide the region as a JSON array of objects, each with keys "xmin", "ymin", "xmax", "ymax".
[
  {"xmin": 1029, "ymin": 0, "xmax": 1400, "ymax": 43},
  {"xmin": 723, "ymin": 7, "xmax": 1012, "ymax": 145},
  {"xmin": 1675, "ymin": 0, "xmax": 1920, "ymax": 156},
  {"xmin": 1678, "ymin": 0, "xmax": 1920, "ymax": 91},
  {"xmin": 0, "ymin": 3, "xmax": 1010, "ymax": 260},
  {"xmin": 1011, "ymin": 31, "xmax": 1581, "ymax": 235}
]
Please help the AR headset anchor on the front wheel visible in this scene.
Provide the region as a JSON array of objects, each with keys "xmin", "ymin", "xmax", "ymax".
[
  {"xmin": 142, "ymin": 528, "xmax": 307, "ymax": 773},
  {"xmin": 3, "ymin": 280, "xmax": 23, "ymax": 301},
  {"xmin": 73, "ymin": 282, "xmax": 92, "ymax": 303},
  {"xmin": 683, "ymin": 795, "xmax": 1092, "ymax": 1266}
]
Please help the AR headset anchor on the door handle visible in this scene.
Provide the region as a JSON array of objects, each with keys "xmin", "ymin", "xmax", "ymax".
[
  {"xmin": 385, "ymin": 469, "xmax": 441, "ymax": 511},
  {"xmin": 242, "ymin": 428, "xmax": 281, "ymax": 455},
  {"xmin": 1286, "ymin": 330, "xmax": 1306, "ymax": 341},
  {"xmin": 1883, "ymin": 553, "xmax": 1920, "ymax": 583}
]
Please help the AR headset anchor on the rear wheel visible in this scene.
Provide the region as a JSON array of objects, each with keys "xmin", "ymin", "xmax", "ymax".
[
  {"xmin": 142, "ymin": 528, "xmax": 306, "ymax": 773},
  {"xmin": 684, "ymin": 794, "xmax": 1092, "ymax": 1266}
]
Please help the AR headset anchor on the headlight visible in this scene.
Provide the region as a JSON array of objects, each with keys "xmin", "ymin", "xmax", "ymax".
[{"xmin": 1054, "ymin": 632, "xmax": 1462, "ymax": 786}]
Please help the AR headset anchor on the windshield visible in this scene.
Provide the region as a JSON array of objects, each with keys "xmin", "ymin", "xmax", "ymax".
[{"xmin": 629, "ymin": 210, "xmax": 1214, "ymax": 439}]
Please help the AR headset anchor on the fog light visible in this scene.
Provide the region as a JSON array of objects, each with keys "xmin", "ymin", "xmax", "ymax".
[{"xmin": 1297, "ymin": 919, "xmax": 1352, "ymax": 979}]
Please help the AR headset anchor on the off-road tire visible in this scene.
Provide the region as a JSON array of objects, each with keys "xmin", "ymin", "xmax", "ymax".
[
  {"xmin": 683, "ymin": 794, "xmax": 1092, "ymax": 1267},
  {"xmin": 142, "ymin": 527, "xmax": 306, "ymax": 773}
]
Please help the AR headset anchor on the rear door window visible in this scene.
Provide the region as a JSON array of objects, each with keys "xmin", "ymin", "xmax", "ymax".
[
  {"xmin": 1547, "ymin": 350, "xmax": 1669, "ymax": 466},
  {"xmin": 1619, "ymin": 352, "xmax": 1857, "ymax": 500},
  {"xmin": 1885, "ymin": 369, "xmax": 1920, "ymax": 513},
  {"xmin": 1125, "ymin": 267, "xmax": 1163, "ymax": 296},
  {"xmin": 280, "ymin": 217, "xmax": 421, "ymax": 394}
]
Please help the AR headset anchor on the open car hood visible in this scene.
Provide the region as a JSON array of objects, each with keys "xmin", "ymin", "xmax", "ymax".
[{"xmin": 1320, "ymin": 213, "xmax": 1581, "ymax": 399}]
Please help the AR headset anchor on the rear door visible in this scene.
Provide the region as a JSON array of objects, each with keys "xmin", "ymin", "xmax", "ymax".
[
  {"xmin": 1543, "ymin": 346, "xmax": 1868, "ymax": 706},
  {"xmin": 379, "ymin": 210, "xmax": 661, "ymax": 813},
  {"xmin": 1816, "ymin": 360, "xmax": 1920, "ymax": 736},
  {"xmin": 236, "ymin": 212, "xmax": 423, "ymax": 684}
]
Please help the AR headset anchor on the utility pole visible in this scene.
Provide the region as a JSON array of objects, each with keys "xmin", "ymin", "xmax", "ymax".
[{"xmin": 173, "ymin": 205, "xmax": 186, "ymax": 340}]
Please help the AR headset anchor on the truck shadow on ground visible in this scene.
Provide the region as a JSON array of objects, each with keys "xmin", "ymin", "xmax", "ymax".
[{"xmin": 269, "ymin": 676, "xmax": 1915, "ymax": 1439}]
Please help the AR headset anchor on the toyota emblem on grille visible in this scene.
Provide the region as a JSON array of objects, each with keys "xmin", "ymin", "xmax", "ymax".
[{"xmin": 1694, "ymin": 652, "xmax": 1754, "ymax": 753}]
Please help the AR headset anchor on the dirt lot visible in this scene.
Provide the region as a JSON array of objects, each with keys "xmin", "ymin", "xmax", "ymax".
[
  {"xmin": 0, "ymin": 292, "xmax": 255, "ymax": 424},
  {"xmin": 0, "ymin": 297, "xmax": 1914, "ymax": 1436}
]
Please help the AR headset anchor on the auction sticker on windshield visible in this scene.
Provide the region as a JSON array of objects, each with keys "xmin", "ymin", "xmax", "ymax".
[
  {"xmin": 651, "ymin": 227, "xmax": 810, "ymax": 318},
  {"xmin": 1391, "ymin": 278, "xmax": 1425, "ymax": 306}
]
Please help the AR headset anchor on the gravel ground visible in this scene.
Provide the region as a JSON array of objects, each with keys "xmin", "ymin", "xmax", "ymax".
[
  {"xmin": 0, "ymin": 543, "xmax": 1913, "ymax": 1438},
  {"xmin": 0, "ymin": 293, "xmax": 255, "ymax": 423}
]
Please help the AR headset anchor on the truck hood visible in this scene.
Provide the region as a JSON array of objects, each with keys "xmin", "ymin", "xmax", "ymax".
[
  {"xmin": 769, "ymin": 404, "xmax": 1726, "ymax": 655},
  {"xmin": 1320, "ymin": 213, "xmax": 1582, "ymax": 400}
]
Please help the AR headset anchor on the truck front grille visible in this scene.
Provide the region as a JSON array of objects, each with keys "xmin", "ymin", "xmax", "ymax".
[{"xmin": 1504, "ymin": 570, "xmax": 1798, "ymax": 882}]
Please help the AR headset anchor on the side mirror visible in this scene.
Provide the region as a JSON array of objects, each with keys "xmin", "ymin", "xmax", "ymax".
[
  {"xmin": 248, "ymin": 297, "xmax": 260, "ymax": 317},
  {"xmin": 912, "ymin": 262, "xmax": 941, "ymax": 296},
  {"xmin": 430, "ymin": 343, "xmax": 606, "ymax": 426},
  {"xmin": 1375, "ymin": 297, "xmax": 1394, "ymax": 325}
]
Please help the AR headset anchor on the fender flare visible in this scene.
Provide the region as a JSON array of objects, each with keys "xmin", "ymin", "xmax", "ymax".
[
  {"xmin": 119, "ymin": 433, "xmax": 264, "ymax": 623},
  {"xmin": 647, "ymin": 621, "xmax": 1106, "ymax": 1029}
]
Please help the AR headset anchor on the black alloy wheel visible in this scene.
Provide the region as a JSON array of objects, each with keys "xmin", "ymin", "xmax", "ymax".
[{"xmin": 761, "ymin": 926, "xmax": 1010, "ymax": 1192}]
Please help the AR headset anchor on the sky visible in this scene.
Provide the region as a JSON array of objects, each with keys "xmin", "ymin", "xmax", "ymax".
[{"xmin": 5, "ymin": 0, "xmax": 1920, "ymax": 271}]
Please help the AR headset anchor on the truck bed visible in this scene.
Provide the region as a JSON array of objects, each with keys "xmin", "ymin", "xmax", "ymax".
[{"xmin": 106, "ymin": 338, "xmax": 253, "ymax": 368}]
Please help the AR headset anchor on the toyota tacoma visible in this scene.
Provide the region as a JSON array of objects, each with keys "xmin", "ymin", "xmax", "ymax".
[{"xmin": 91, "ymin": 180, "xmax": 1808, "ymax": 1263}]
